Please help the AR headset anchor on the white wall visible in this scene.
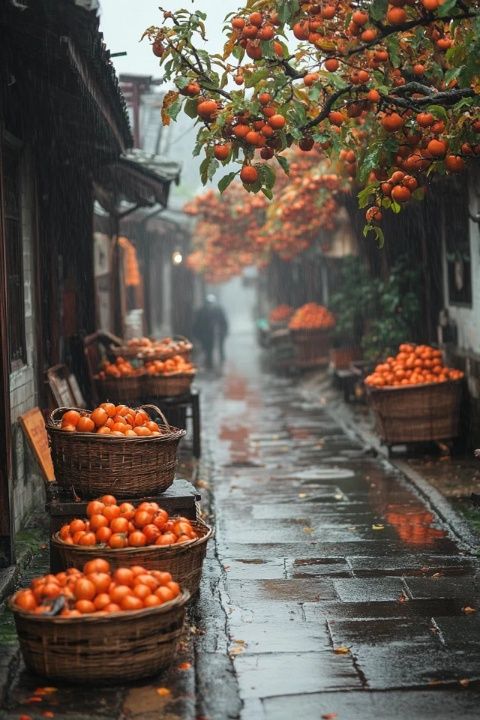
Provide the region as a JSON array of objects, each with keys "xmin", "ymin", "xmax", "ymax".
[{"xmin": 443, "ymin": 173, "xmax": 480, "ymax": 354}]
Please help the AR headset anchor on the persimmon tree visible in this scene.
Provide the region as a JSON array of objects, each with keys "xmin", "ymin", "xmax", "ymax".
[
  {"xmin": 145, "ymin": 0, "xmax": 480, "ymax": 242},
  {"xmin": 184, "ymin": 150, "xmax": 348, "ymax": 280}
]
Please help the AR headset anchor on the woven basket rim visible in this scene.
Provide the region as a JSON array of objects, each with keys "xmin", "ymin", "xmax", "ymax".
[
  {"xmin": 47, "ymin": 405, "xmax": 186, "ymax": 443},
  {"xmin": 366, "ymin": 378, "xmax": 463, "ymax": 394},
  {"xmin": 52, "ymin": 520, "xmax": 214, "ymax": 555},
  {"xmin": 10, "ymin": 589, "xmax": 190, "ymax": 623},
  {"xmin": 146, "ymin": 371, "xmax": 196, "ymax": 378},
  {"xmin": 289, "ymin": 326, "xmax": 333, "ymax": 333},
  {"xmin": 95, "ymin": 372, "xmax": 146, "ymax": 380}
]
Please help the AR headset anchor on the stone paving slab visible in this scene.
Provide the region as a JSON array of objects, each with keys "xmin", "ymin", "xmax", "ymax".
[
  {"xmin": 234, "ymin": 651, "xmax": 362, "ymax": 699},
  {"xmin": 260, "ymin": 688, "xmax": 480, "ymax": 720}
]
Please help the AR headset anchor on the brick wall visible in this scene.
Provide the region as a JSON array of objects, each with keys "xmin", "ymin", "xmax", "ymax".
[{"xmin": 9, "ymin": 151, "xmax": 44, "ymax": 534}]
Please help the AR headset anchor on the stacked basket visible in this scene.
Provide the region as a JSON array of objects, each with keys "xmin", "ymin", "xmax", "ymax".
[{"xmin": 12, "ymin": 404, "xmax": 213, "ymax": 683}]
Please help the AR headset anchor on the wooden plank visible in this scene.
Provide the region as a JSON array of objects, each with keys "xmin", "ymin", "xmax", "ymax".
[{"xmin": 20, "ymin": 407, "xmax": 55, "ymax": 483}]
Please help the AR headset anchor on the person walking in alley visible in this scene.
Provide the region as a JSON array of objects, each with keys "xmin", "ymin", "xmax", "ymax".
[{"xmin": 193, "ymin": 294, "xmax": 229, "ymax": 370}]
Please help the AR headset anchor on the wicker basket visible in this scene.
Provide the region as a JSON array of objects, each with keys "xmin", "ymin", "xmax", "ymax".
[
  {"xmin": 144, "ymin": 372, "xmax": 195, "ymax": 398},
  {"xmin": 51, "ymin": 520, "xmax": 213, "ymax": 596},
  {"xmin": 291, "ymin": 328, "xmax": 331, "ymax": 368},
  {"xmin": 94, "ymin": 374, "xmax": 143, "ymax": 405},
  {"xmin": 11, "ymin": 591, "xmax": 189, "ymax": 683},
  {"xmin": 113, "ymin": 336, "xmax": 193, "ymax": 362},
  {"xmin": 367, "ymin": 379, "xmax": 463, "ymax": 444},
  {"xmin": 47, "ymin": 405, "xmax": 186, "ymax": 499}
]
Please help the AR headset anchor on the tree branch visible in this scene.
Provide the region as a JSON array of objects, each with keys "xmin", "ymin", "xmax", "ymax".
[{"xmin": 302, "ymin": 85, "xmax": 353, "ymax": 130}]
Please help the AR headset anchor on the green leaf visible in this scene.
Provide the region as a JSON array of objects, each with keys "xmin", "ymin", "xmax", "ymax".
[
  {"xmin": 391, "ymin": 200, "xmax": 401, "ymax": 214},
  {"xmin": 276, "ymin": 155, "xmax": 289, "ymax": 174},
  {"xmin": 386, "ymin": 36, "xmax": 401, "ymax": 68},
  {"xmin": 218, "ymin": 172, "xmax": 237, "ymax": 193},
  {"xmin": 427, "ymin": 105, "xmax": 449, "ymax": 120},
  {"xmin": 357, "ymin": 183, "xmax": 377, "ymax": 209},
  {"xmin": 260, "ymin": 164, "xmax": 276, "ymax": 189},
  {"xmin": 438, "ymin": 0, "xmax": 458, "ymax": 16},
  {"xmin": 184, "ymin": 98, "xmax": 198, "ymax": 119},
  {"xmin": 261, "ymin": 186, "xmax": 273, "ymax": 200},
  {"xmin": 168, "ymin": 98, "xmax": 183, "ymax": 122},
  {"xmin": 369, "ymin": 0, "xmax": 388, "ymax": 21}
]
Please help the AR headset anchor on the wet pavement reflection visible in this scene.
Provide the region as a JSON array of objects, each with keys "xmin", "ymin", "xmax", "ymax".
[{"xmin": 202, "ymin": 326, "xmax": 480, "ymax": 719}]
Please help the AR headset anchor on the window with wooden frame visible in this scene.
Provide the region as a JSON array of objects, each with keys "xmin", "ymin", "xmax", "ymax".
[{"xmin": 3, "ymin": 143, "xmax": 27, "ymax": 369}]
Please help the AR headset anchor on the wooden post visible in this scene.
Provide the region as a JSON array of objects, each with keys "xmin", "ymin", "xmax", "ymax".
[{"xmin": 0, "ymin": 139, "xmax": 14, "ymax": 565}]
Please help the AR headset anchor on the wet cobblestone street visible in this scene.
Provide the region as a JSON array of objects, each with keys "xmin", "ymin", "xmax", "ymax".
[
  {"xmin": 199, "ymin": 326, "xmax": 480, "ymax": 720},
  {"xmin": 2, "ymin": 324, "xmax": 480, "ymax": 720}
]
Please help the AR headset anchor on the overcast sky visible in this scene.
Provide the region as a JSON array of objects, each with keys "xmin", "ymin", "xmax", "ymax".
[
  {"xmin": 99, "ymin": 1, "xmax": 239, "ymax": 78},
  {"xmin": 99, "ymin": 1, "xmax": 240, "ymax": 198}
]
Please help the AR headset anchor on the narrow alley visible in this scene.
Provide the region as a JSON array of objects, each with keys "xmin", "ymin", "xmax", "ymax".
[{"xmin": 195, "ymin": 291, "xmax": 480, "ymax": 719}]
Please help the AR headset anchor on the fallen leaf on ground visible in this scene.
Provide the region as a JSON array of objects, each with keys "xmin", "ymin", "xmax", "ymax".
[
  {"xmin": 230, "ymin": 639, "xmax": 247, "ymax": 656},
  {"xmin": 19, "ymin": 715, "xmax": 33, "ymax": 720},
  {"xmin": 462, "ymin": 606, "xmax": 476, "ymax": 614},
  {"xmin": 372, "ymin": 523, "xmax": 384, "ymax": 531},
  {"xmin": 398, "ymin": 592, "xmax": 409, "ymax": 603},
  {"xmin": 322, "ymin": 714, "xmax": 338, "ymax": 720},
  {"xmin": 432, "ymin": 572, "xmax": 443, "ymax": 578},
  {"xmin": 196, "ymin": 480, "xmax": 209, "ymax": 490},
  {"xmin": 459, "ymin": 678, "xmax": 470, "ymax": 687},
  {"xmin": 178, "ymin": 662, "xmax": 191, "ymax": 671},
  {"xmin": 298, "ymin": 493, "xmax": 307, "ymax": 498},
  {"xmin": 303, "ymin": 526, "xmax": 314, "ymax": 534},
  {"xmin": 25, "ymin": 696, "xmax": 43, "ymax": 703},
  {"xmin": 333, "ymin": 646, "xmax": 350, "ymax": 654},
  {"xmin": 156, "ymin": 687, "xmax": 171, "ymax": 697},
  {"xmin": 41, "ymin": 712, "xmax": 55, "ymax": 718}
]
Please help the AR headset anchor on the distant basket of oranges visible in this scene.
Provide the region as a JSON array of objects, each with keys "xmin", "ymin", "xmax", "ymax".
[
  {"xmin": 47, "ymin": 404, "xmax": 186, "ymax": 499},
  {"xmin": 95, "ymin": 357, "xmax": 144, "ymax": 404},
  {"xmin": 365, "ymin": 344, "xmax": 464, "ymax": 444},
  {"xmin": 144, "ymin": 355, "xmax": 196, "ymax": 397},
  {"xmin": 111, "ymin": 335, "xmax": 193, "ymax": 362}
]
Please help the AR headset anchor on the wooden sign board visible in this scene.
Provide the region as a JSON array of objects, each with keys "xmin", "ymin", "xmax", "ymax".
[{"xmin": 20, "ymin": 408, "xmax": 55, "ymax": 483}]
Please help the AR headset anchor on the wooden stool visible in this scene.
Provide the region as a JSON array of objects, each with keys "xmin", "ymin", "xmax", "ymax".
[{"xmin": 144, "ymin": 389, "xmax": 201, "ymax": 459}]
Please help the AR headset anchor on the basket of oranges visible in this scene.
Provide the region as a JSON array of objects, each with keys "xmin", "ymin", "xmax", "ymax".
[
  {"xmin": 269, "ymin": 304, "xmax": 294, "ymax": 329},
  {"xmin": 95, "ymin": 357, "xmax": 144, "ymax": 405},
  {"xmin": 364, "ymin": 344, "xmax": 464, "ymax": 444},
  {"xmin": 47, "ymin": 404, "xmax": 186, "ymax": 498},
  {"xmin": 10, "ymin": 558, "xmax": 189, "ymax": 683},
  {"xmin": 51, "ymin": 496, "xmax": 213, "ymax": 596},
  {"xmin": 112, "ymin": 336, "xmax": 193, "ymax": 362},
  {"xmin": 144, "ymin": 355, "xmax": 196, "ymax": 397},
  {"xmin": 288, "ymin": 303, "xmax": 336, "ymax": 368}
]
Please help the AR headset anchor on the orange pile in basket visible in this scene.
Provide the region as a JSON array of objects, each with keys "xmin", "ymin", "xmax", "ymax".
[
  {"xmin": 127, "ymin": 336, "xmax": 191, "ymax": 357},
  {"xmin": 98, "ymin": 357, "xmax": 138, "ymax": 379},
  {"xmin": 269, "ymin": 304, "xmax": 293, "ymax": 323},
  {"xmin": 144, "ymin": 355, "xmax": 195, "ymax": 376},
  {"xmin": 288, "ymin": 303, "xmax": 335, "ymax": 330},
  {"xmin": 59, "ymin": 404, "xmax": 164, "ymax": 437},
  {"xmin": 58, "ymin": 495, "xmax": 199, "ymax": 549},
  {"xmin": 12, "ymin": 558, "xmax": 182, "ymax": 616},
  {"xmin": 365, "ymin": 344, "xmax": 464, "ymax": 388}
]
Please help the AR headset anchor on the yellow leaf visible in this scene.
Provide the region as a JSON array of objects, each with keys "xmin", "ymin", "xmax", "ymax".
[
  {"xmin": 313, "ymin": 38, "xmax": 336, "ymax": 52},
  {"xmin": 162, "ymin": 90, "xmax": 180, "ymax": 126},
  {"xmin": 156, "ymin": 687, "xmax": 171, "ymax": 697},
  {"xmin": 372, "ymin": 523, "xmax": 384, "ymax": 530},
  {"xmin": 459, "ymin": 678, "xmax": 470, "ymax": 687},
  {"xmin": 462, "ymin": 606, "xmax": 476, "ymax": 614},
  {"xmin": 334, "ymin": 646, "xmax": 350, "ymax": 654},
  {"xmin": 223, "ymin": 35, "xmax": 236, "ymax": 60}
]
